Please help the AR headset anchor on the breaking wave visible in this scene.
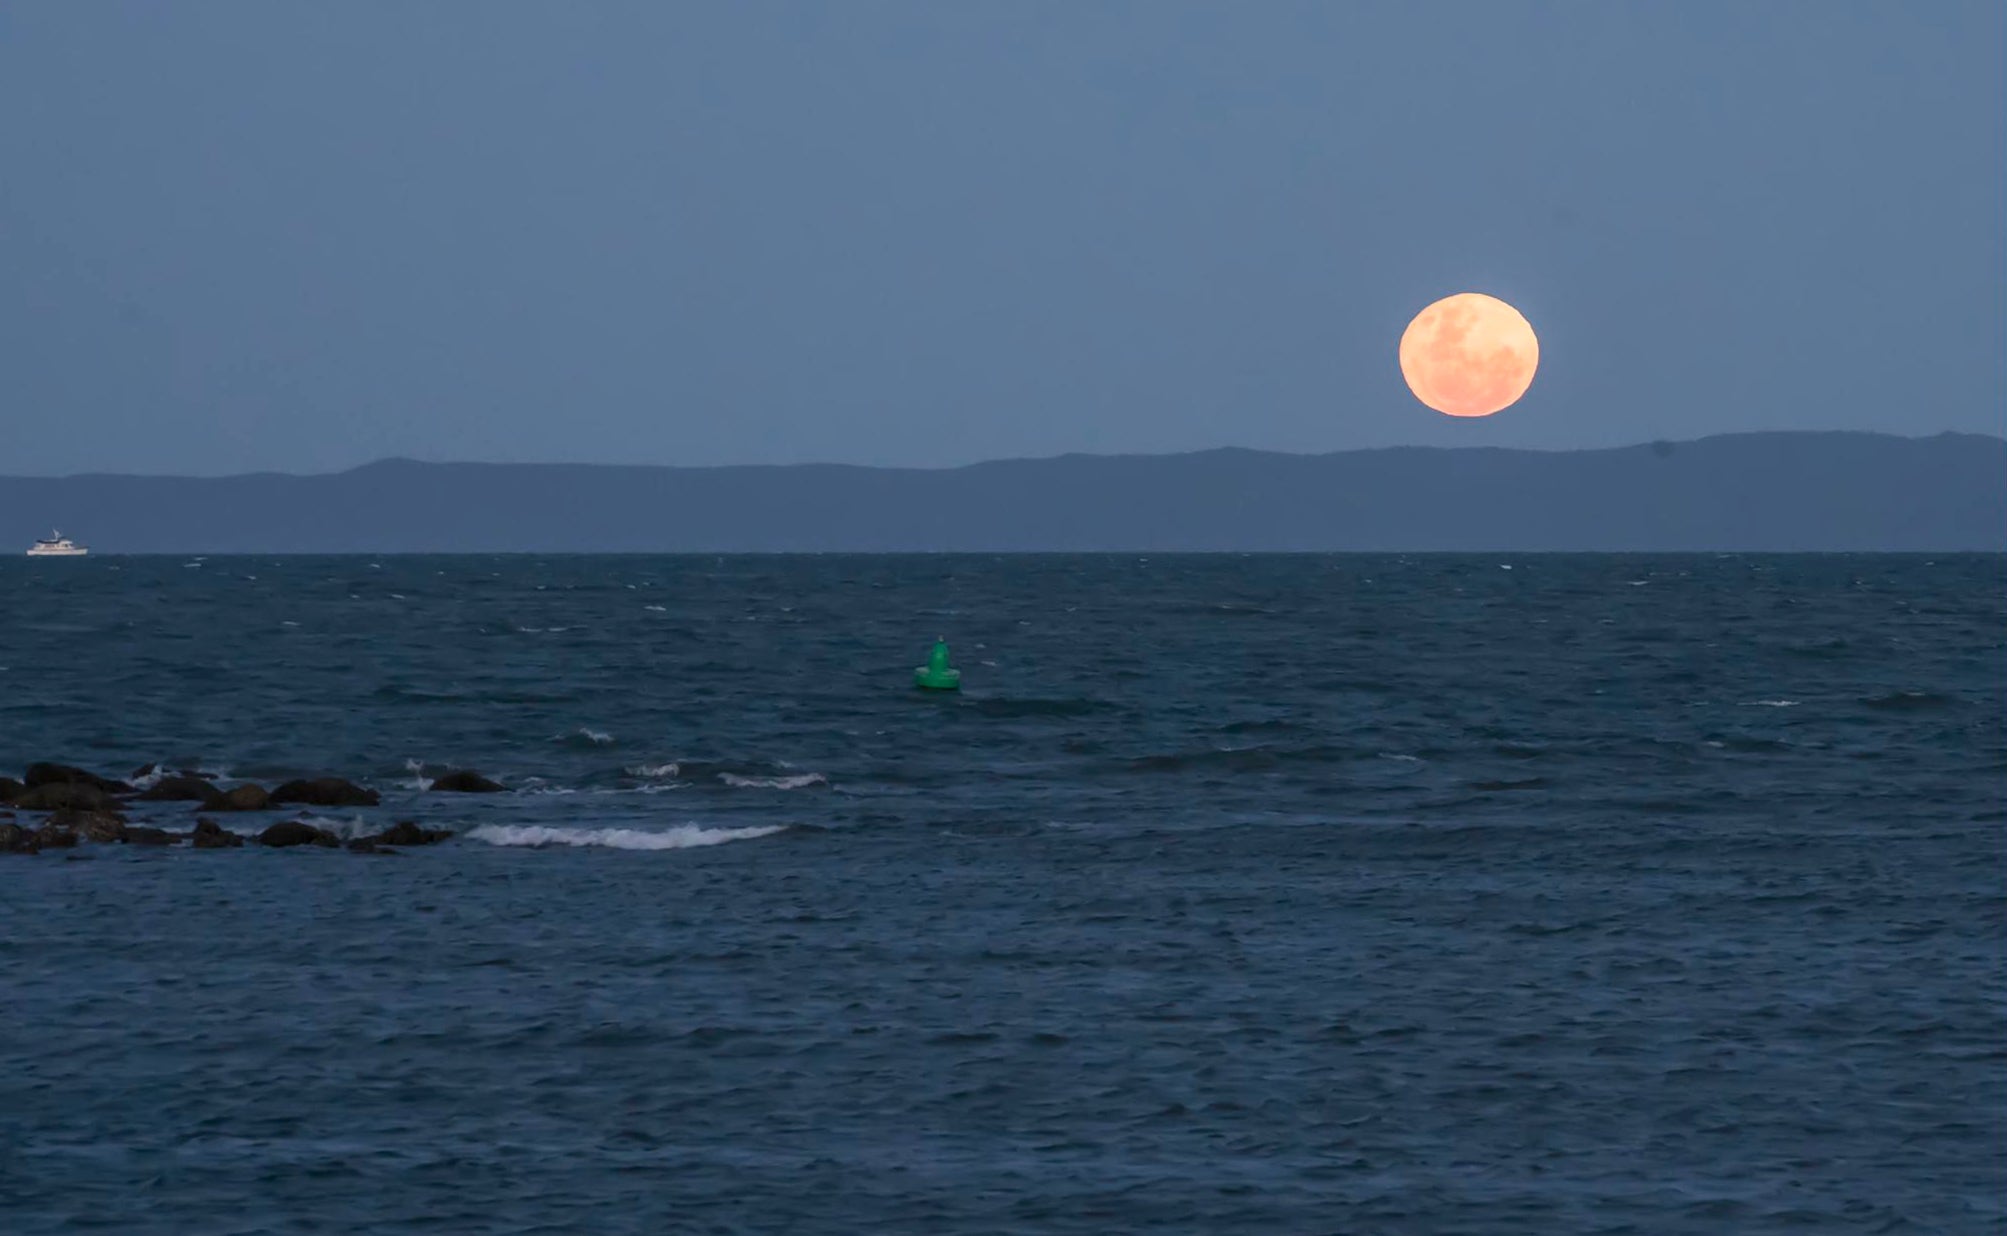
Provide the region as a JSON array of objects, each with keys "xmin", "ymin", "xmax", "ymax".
[
  {"xmin": 719, "ymin": 772, "xmax": 827, "ymax": 790},
  {"xmin": 467, "ymin": 824, "xmax": 785, "ymax": 850}
]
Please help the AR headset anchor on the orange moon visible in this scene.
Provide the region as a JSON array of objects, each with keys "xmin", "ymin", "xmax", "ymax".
[{"xmin": 1398, "ymin": 292, "xmax": 1539, "ymax": 417}]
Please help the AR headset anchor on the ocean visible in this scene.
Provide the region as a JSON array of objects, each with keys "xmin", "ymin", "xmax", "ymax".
[{"xmin": 1, "ymin": 554, "xmax": 2001, "ymax": 1233}]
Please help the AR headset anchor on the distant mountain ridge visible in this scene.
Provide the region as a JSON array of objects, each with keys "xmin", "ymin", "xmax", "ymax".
[{"xmin": 2, "ymin": 431, "xmax": 2001, "ymax": 553}]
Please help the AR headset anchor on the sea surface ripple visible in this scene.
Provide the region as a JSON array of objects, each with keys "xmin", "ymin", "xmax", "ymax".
[{"xmin": 1, "ymin": 554, "xmax": 2001, "ymax": 1233}]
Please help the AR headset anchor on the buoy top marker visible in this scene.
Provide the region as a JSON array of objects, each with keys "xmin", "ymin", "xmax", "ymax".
[{"xmin": 914, "ymin": 637, "xmax": 961, "ymax": 691}]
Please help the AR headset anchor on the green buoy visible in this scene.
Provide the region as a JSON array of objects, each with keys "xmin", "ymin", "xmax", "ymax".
[{"xmin": 914, "ymin": 637, "xmax": 962, "ymax": 691}]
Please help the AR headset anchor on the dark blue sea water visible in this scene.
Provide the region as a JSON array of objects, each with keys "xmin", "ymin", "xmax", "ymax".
[{"xmin": 2, "ymin": 554, "xmax": 2002, "ymax": 1234}]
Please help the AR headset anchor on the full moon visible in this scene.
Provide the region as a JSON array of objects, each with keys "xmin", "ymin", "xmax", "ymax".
[{"xmin": 1398, "ymin": 292, "xmax": 1540, "ymax": 418}]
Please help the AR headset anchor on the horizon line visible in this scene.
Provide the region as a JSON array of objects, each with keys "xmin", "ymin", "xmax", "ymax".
[{"xmin": 4, "ymin": 427, "xmax": 1996, "ymax": 483}]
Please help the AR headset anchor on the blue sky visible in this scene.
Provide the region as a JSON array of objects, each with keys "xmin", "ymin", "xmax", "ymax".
[{"xmin": 2, "ymin": 2, "xmax": 2000, "ymax": 474}]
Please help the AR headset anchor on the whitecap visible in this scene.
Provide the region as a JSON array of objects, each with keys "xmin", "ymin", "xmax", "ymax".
[
  {"xmin": 643, "ymin": 605, "xmax": 667, "ymax": 612},
  {"xmin": 402, "ymin": 758, "xmax": 434, "ymax": 791},
  {"xmin": 467, "ymin": 824, "xmax": 784, "ymax": 850},
  {"xmin": 1741, "ymin": 700, "xmax": 1801, "ymax": 707},
  {"xmin": 627, "ymin": 763, "xmax": 681, "ymax": 778},
  {"xmin": 719, "ymin": 772, "xmax": 827, "ymax": 790},
  {"xmin": 1377, "ymin": 753, "xmax": 1423, "ymax": 763},
  {"xmin": 289, "ymin": 814, "xmax": 377, "ymax": 840}
]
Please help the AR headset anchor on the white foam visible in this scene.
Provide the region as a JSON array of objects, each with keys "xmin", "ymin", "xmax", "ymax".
[
  {"xmin": 719, "ymin": 772, "xmax": 827, "ymax": 790},
  {"xmin": 402, "ymin": 758, "xmax": 434, "ymax": 791},
  {"xmin": 289, "ymin": 813, "xmax": 376, "ymax": 840},
  {"xmin": 468, "ymin": 824, "xmax": 784, "ymax": 850},
  {"xmin": 1741, "ymin": 700, "xmax": 1801, "ymax": 707},
  {"xmin": 1377, "ymin": 753, "xmax": 1423, "ymax": 763},
  {"xmin": 627, "ymin": 763, "xmax": 681, "ymax": 778}
]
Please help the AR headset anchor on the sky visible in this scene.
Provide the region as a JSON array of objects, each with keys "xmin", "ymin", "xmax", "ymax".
[{"xmin": 1, "ymin": 1, "xmax": 2000, "ymax": 476}]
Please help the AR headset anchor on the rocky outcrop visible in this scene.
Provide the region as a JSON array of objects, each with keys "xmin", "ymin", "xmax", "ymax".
[
  {"xmin": 13, "ymin": 783, "xmax": 117, "ymax": 813},
  {"xmin": 0, "ymin": 777, "xmax": 25, "ymax": 803},
  {"xmin": 269, "ymin": 777, "xmax": 379, "ymax": 808},
  {"xmin": 215, "ymin": 784, "xmax": 273, "ymax": 812},
  {"xmin": 137, "ymin": 776, "xmax": 227, "ymax": 808},
  {"xmin": 49, "ymin": 809, "xmax": 128, "ymax": 844},
  {"xmin": 0, "ymin": 822, "xmax": 36, "ymax": 853},
  {"xmin": 33, "ymin": 823, "xmax": 78, "ymax": 849},
  {"xmin": 24, "ymin": 763, "xmax": 133, "ymax": 795},
  {"xmin": 190, "ymin": 818, "xmax": 244, "ymax": 849},
  {"xmin": 371, "ymin": 820, "xmax": 454, "ymax": 847},
  {"xmin": 428, "ymin": 770, "xmax": 505, "ymax": 793},
  {"xmin": 124, "ymin": 826, "xmax": 181, "ymax": 846},
  {"xmin": 255, "ymin": 820, "xmax": 341, "ymax": 848}
]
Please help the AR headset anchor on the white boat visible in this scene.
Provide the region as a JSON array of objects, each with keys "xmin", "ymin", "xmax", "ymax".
[{"xmin": 26, "ymin": 531, "xmax": 87, "ymax": 557}]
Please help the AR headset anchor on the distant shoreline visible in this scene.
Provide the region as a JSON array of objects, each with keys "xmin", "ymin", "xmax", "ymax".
[{"xmin": 5, "ymin": 431, "xmax": 2001, "ymax": 554}]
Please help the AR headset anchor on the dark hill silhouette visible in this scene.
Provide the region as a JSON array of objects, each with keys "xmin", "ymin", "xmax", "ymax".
[{"xmin": 2, "ymin": 431, "xmax": 2000, "ymax": 552}]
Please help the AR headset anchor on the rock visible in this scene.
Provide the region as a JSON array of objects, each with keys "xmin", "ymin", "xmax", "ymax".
[
  {"xmin": 0, "ymin": 822, "xmax": 37, "ymax": 854},
  {"xmin": 137, "ymin": 776, "xmax": 226, "ymax": 807},
  {"xmin": 269, "ymin": 777, "xmax": 379, "ymax": 808},
  {"xmin": 190, "ymin": 818, "xmax": 245, "ymax": 849},
  {"xmin": 24, "ymin": 762, "xmax": 133, "ymax": 794},
  {"xmin": 256, "ymin": 820, "xmax": 340, "ymax": 848},
  {"xmin": 215, "ymin": 784, "xmax": 272, "ymax": 812},
  {"xmin": 0, "ymin": 777, "xmax": 24, "ymax": 803},
  {"xmin": 11, "ymin": 782, "xmax": 116, "ymax": 813},
  {"xmin": 32, "ymin": 824, "xmax": 78, "ymax": 849},
  {"xmin": 372, "ymin": 820, "xmax": 454, "ymax": 847},
  {"xmin": 49, "ymin": 809, "xmax": 128, "ymax": 844},
  {"xmin": 124, "ymin": 826, "xmax": 181, "ymax": 846},
  {"xmin": 130, "ymin": 763, "xmax": 159, "ymax": 781},
  {"xmin": 428, "ymin": 769, "xmax": 505, "ymax": 793}
]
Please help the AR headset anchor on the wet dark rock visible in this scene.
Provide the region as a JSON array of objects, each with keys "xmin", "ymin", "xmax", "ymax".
[
  {"xmin": 216, "ymin": 784, "xmax": 273, "ymax": 812},
  {"xmin": 0, "ymin": 822, "xmax": 37, "ymax": 854},
  {"xmin": 137, "ymin": 776, "xmax": 226, "ymax": 808},
  {"xmin": 11, "ymin": 782, "xmax": 116, "ymax": 813},
  {"xmin": 130, "ymin": 763, "xmax": 158, "ymax": 781},
  {"xmin": 33, "ymin": 824, "xmax": 78, "ymax": 849},
  {"xmin": 24, "ymin": 763, "xmax": 133, "ymax": 795},
  {"xmin": 270, "ymin": 777, "xmax": 379, "ymax": 808},
  {"xmin": 49, "ymin": 809, "xmax": 128, "ymax": 844},
  {"xmin": 256, "ymin": 820, "xmax": 341, "ymax": 848},
  {"xmin": 429, "ymin": 770, "xmax": 505, "ymax": 793},
  {"xmin": 0, "ymin": 777, "xmax": 25, "ymax": 803},
  {"xmin": 190, "ymin": 818, "xmax": 245, "ymax": 849},
  {"xmin": 124, "ymin": 827, "xmax": 181, "ymax": 846},
  {"xmin": 373, "ymin": 820, "xmax": 454, "ymax": 847}
]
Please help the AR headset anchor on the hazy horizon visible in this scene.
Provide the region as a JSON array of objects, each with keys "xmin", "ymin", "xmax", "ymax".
[{"xmin": 3, "ymin": 427, "xmax": 1999, "ymax": 482}]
